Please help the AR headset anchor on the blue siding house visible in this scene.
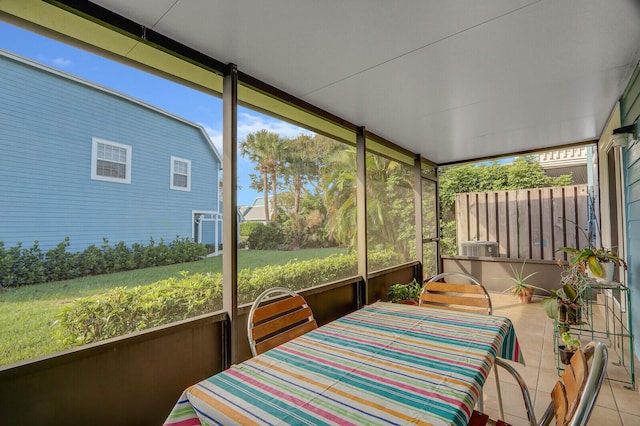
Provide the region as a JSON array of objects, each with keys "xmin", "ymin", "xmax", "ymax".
[{"xmin": 0, "ymin": 50, "xmax": 222, "ymax": 252}]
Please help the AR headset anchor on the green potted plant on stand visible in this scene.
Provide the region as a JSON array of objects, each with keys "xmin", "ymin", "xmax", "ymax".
[
  {"xmin": 541, "ymin": 264, "xmax": 590, "ymax": 325},
  {"xmin": 558, "ymin": 331, "xmax": 581, "ymax": 365},
  {"xmin": 503, "ymin": 260, "xmax": 549, "ymax": 303},
  {"xmin": 559, "ymin": 244, "xmax": 626, "ymax": 283}
]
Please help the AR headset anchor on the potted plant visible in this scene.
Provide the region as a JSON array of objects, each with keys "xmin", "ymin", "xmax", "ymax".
[
  {"xmin": 541, "ymin": 264, "xmax": 590, "ymax": 325},
  {"xmin": 559, "ymin": 245, "xmax": 626, "ymax": 282},
  {"xmin": 558, "ymin": 331, "xmax": 581, "ymax": 365},
  {"xmin": 557, "ymin": 218, "xmax": 627, "ymax": 281},
  {"xmin": 503, "ymin": 260, "xmax": 549, "ymax": 303},
  {"xmin": 387, "ymin": 279, "xmax": 422, "ymax": 305}
]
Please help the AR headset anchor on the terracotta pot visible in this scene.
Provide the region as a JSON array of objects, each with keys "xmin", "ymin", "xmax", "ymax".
[{"xmin": 517, "ymin": 288, "xmax": 534, "ymax": 304}]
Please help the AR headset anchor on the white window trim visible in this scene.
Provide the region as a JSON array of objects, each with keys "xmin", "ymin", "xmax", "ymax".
[
  {"xmin": 91, "ymin": 137, "xmax": 132, "ymax": 184},
  {"xmin": 171, "ymin": 156, "xmax": 191, "ymax": 191}
]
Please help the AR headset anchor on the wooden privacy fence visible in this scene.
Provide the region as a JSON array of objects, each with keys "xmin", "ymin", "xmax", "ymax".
[{"xmin": 455, "ymin": 184, "xmax": 590, "ymax": 260}]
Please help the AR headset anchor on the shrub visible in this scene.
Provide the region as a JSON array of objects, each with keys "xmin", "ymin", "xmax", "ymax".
[
  {"xmin": 77, "ymin": 244, "xmax": 107, "ymax": 276},
  {"xmin": 56, "ymin": 249, "xmax": 397, "ymax": 343},
  {"xmin": 0, "ymin": 237, "xmax": 208, "ymax": 286},
  {"xmin": 44, "ymin": 237, "xmax": 80, "ymax": 282},
  {"xmin": 237, "ymin": 253, "xmax": 357, "ymax": 303},
  {"xmin": 134, "ymin": 237, "xmax": 174, "ymax": 267},
  {"xmin": 100, "ymin": 238, "xmax": 135, "ymax": 273},
  {"xmin": 239, "ymin": 222, "xmax": 263, "ymax": 239},
  {"xmin": 56, "ymin": 271, "xmax": 222, "ymax": 344},
  {"xmin": 236, "ymin": 249, "xmax": 396, "ymax": 303},
  {"xmin": 0, "ymin": 241, "xmax": 46, "ymax": 287},
  {"xmin": 170, "ymin": 236, "xmax": 208, "ymax": 263},
  {"xmin": 247, "ymin": 222, "xmax": 290, "ymax": 250}
]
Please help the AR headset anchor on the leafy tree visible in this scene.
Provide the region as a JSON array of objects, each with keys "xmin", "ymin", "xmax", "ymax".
[
  {"xmin": 322, "ymin": 147, "xmax": 415, "ymax": 261},
  {"xmin": 366, "ymin": 153, "xmax": 415, "ymax": 262},
  {"xmin": 282, "ymin": 134, "xmax": 317, "ymax": 215},
  {"xmin": 440, "ymin": 156, "xmax": 572, "ymax": 212},
  {"xmin": 240, "ymin": 130, "xmax": 287, "ymax": 223},
  {"xmin": 439, "ymin": 156, "xmax": 574, "ymax": 254},
  {"xmin": 324, "ymin": 148, "xmax": 358, "ymax": 249}
]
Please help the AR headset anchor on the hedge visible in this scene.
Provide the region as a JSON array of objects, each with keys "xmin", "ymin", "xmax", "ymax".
[
  {"xmin": 239, "ymin": 221, "xmax": 263, "ymax": 238},
  {"xmin": 56, "ymin": 271, "xmax": 222, "ymax": 345},
  {"xmin": 56, "ymin": 250, "xmax": 398, "ymax": 344},
  {"xmin": 0, "ymin": 237, "xmax": 208, "ymax": 287}
]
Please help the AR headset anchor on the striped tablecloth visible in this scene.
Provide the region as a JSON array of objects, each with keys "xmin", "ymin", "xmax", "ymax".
[{"xmin": 164, "ymin": 302, "xmax": 524, "ymax": 426}]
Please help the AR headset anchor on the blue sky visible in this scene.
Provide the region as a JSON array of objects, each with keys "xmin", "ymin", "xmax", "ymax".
[{"xmin": 0, "ymin": 21, "xmax": 310, "ymax": 206}]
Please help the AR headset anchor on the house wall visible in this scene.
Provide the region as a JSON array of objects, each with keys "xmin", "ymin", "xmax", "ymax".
[
  {"xmin": 620, "ymin": 63, "xmax": 640, "ymax": 359},
  {"xmin": 0, "ymin": 53, "xmax": 220, "ymax": 252}
]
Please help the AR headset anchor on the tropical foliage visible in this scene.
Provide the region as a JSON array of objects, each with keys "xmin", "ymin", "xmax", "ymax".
[
  {"xmin": 558, "ymin": 246, "xmax": 627, "ymax": 278},
  {"xmin": 240, "ymin": 130, "xmax": 417, "ymax": 265},
  {"xmin": 387, "ymin": 279, "xmax": 422, "ymax": 303},
  {"xmin": 438, "ymin": 156, "xmax": 573, "ymax": 255}
]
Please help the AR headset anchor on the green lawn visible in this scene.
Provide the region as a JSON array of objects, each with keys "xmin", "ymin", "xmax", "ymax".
[{"xmin": 0, "ymin": 248, "xmax": 345, "ymax": 366}]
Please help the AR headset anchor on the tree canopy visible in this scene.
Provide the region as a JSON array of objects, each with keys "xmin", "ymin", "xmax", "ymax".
[
  {"xmin": 438, "ymin": 155, "xmax": 574, "ymax": 255},
  {"xmin": 439, "ymin": 156, "xmax": 573, "ymax": 212}
]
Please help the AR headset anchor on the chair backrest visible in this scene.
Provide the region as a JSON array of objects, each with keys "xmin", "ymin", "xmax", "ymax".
[
  {"xmin": 552, "ymin": 349, "xmax": 587, "ymax": 425},
  {"xmin": 492, "ymin": 341, "xmax": 608, "ymax": 426},
  {"xmin": 247, "ymin": 287, "xmax": 317, "ymax": 357},
  {"xmin": 419, "ymin": 272, "xmax": 492, "ymax": 315},
  {"xmin": 552, "ymin": 341, "xmax": 608, "ymax": 426}
]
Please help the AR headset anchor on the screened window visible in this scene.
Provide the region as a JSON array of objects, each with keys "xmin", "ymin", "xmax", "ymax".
[
  {"xmin": 91, "ymin": 138, "xmax": 132, "ymax": 184},
  {"xmin": 365, "ymin": 149, "xmax": 415, "ymax": 272},
  {"xmin": 236, "ymin": 107, "xmax": 357, "ymax": 305},
  {"xmin": 171, "ymin": 156, "xmax": 191, "ymax": 191},
  {"xmin": 0, "ymin": 21, "xmax": 223, "ymax": 367}
]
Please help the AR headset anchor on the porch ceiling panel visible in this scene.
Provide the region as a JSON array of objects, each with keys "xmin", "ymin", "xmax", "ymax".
[{"xmin": 90, "ymin": 0, "xmax": 640, "ymax": 164}]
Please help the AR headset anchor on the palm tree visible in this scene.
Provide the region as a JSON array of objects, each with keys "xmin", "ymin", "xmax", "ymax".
[
  {"xmin": 240, "ymin": 130, "xmax": 286, "ymax": 224},
  {"xmin": 282, "ymin": 134, "xmax": 317, "ymax": 215},
  {"xmin": 323, "ymin": 148, "xmax": 358, "ymax": 249},
  {"xmin": 323, "ymin": 148, "xmax": 415, "ymax": 260},
  {"xmin": 365, "ymin": 153, "xmax": 415, "ymax": 262}
]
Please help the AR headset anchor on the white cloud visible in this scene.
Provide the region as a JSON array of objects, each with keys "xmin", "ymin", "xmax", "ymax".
[
  {"xmin": 237, "ymin": 111, "xmax": 314, "ymax": 142},
  {"xmin": 199, "ymin": 111, "xmax": 315, "ymax": 157},
  {"xmin": 52, "ymin": 57, "xmax": 72, "ymax": 68},
  {"xmin": 200, "ymin": 123, "xmax": 223, "ymax": 154}
]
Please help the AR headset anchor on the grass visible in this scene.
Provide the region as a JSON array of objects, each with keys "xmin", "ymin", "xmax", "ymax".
[{"xmin": 0, "ymin": 247, "xmax": 346, "ymax": 366}]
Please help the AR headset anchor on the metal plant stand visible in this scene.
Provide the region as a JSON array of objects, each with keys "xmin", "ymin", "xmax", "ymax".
[{"xmin": 554, "ymin": 281, "xmax": 634, "ymax": 390}]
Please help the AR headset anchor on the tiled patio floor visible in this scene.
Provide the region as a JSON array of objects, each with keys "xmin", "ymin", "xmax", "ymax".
[{"xmin": 481, "ymin": 293, "xmax": 640, "ymax": 425}]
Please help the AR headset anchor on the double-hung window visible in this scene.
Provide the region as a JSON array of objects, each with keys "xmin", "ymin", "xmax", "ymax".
[
  {"xmin": 171, "ymin": 156, "xmax": 191, "ymax": 191},
  {"xmin": 91, "ymin": 138, "xmax": 132, "ymax": 184}
]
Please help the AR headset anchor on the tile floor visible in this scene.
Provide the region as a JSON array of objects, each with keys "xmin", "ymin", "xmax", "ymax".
[{"xmin": 481, "ymin": 293, "xmax": 640, "ymax": 425}]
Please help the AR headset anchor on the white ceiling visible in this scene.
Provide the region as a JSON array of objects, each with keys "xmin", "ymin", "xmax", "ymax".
[{"xmin": 91, "ymin": 0, "xmax": 640, "ymax": 164}]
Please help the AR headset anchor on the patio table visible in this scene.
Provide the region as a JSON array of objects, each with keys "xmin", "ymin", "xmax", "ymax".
[{"xmin": 164, "ymin": 301, "xmax": 524, "ymax": 426}]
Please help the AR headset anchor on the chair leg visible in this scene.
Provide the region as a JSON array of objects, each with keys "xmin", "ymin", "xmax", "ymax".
[
  {"xmin": 477, "ymin": 389, "xmax": 484, "ymax": 412},
  {"xmin": 495, "ymin": 365, "xmax": 504, "ymax": 420}
]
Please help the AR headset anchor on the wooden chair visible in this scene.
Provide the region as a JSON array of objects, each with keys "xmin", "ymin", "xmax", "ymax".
[
  {"xmin": 247, "ymin": 287, "xmax": 317, "ymax": 357},
  {"xmin": 470, "ymin": 341, "xmax": 608, "ymax": 426},
  {"xmin": 420, "ymin": 272, "xmax": 500, "ymax": 417},
  {"xmin": 420, "ymin": 272, "xmax": 492, "ymax": 315}
]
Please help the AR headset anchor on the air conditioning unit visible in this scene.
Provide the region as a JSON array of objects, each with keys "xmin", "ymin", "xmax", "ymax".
[{"xmin": 460, "ymin": 241, "xmax": 499, "ymax": 257}]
